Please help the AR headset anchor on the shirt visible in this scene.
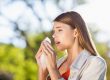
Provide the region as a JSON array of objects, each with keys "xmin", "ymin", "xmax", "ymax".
[{"xmin": 47, "ymin": 49, "xmax": 107, "ymax": 80}]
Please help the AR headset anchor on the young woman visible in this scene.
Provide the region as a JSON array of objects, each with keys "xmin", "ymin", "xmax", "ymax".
[{"xmin": 35, "ymin": 11, "xmax": 107, "ymax": 80}]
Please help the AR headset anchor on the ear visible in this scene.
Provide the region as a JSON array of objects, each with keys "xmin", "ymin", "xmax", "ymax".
[{"xmin": 72, "ymin": 28, "xmax": 79, "ymax": 38}]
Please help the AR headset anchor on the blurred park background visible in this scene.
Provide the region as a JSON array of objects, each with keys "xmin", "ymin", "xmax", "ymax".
[{"xmin": 0, "ymin": 0, "xmax": 110, "ymax": 80}]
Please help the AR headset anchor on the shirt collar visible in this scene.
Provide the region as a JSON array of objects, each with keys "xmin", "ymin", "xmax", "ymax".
[{"xmin": 70, "ymin": 49, "xmax": 91, "ymax": 70}]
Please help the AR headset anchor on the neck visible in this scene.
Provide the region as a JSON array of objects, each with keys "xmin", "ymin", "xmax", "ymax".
[{"xmin": 66, "ymin": 40, "xmax": 83, "ymax": 65}]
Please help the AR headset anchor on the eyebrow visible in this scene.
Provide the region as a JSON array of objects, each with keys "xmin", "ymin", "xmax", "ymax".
[
  {"xmin": 53, "ymin": 26, "xmax": 62, "ymax": 30},
  {"xmin": 55, "ymin": 26, "xmax": 62, "ymax": 28}
]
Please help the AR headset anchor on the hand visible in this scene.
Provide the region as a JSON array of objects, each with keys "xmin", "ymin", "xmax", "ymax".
[
  {"xmin": 35, "ymin": 41, "xmax": 48, "ymax": 76},
  {"xmin": 42, "ymin": 41, "xmax": 62, "ymax": 79},
  {"xmin": 42, "ymin": 41, "xmax": 57, "ymax": 70}
]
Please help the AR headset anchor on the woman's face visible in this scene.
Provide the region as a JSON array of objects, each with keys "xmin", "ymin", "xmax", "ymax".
[{"xmin": 52, "ymin": 21, "xmax": 75, "ymax": 51}]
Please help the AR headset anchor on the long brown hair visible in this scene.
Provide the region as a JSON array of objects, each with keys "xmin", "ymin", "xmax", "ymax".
[{"xmin": 54, "ymin": 11, "xmax": 98, "ymax": 56}]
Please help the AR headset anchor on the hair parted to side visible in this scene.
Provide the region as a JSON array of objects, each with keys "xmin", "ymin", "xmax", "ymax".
[{"xmin": 54, "ymin": 11, "xmax": 98, "ymax": 56}]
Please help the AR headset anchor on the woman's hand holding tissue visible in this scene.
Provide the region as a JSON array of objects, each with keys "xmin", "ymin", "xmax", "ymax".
[
  {"xmin": 35, "ymin": 38, "xmax": 61, "ymax": 79},
  {"xmin": 42, "ymin": 41, "xmax": 57, "ymax": 71},
  {"xmin": 35, "ymin": 41, "xmax": 48, "ymax": 78}
]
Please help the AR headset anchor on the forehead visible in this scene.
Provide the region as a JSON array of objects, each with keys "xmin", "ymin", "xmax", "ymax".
[{"xmin": 53, "ymin": 22, "xmax": 71, "ymax": 30}]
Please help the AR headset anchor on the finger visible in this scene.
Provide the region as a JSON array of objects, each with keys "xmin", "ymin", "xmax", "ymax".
[
  {"xmin": 42, "ymin": 46, "xmax": 56, "ymax": 64},
  {"xmin": 45, "ymin": 41, "xmax": 54, "ymax": 51},
  {"xmin": 35, "ymin": 50, "xmax": 42, "ymax": 59},
  {"xmin": 44, "ymin": 41, "xmax": 54, "ymax": 53},
  {"xmin": 37, "ymin": 41, "xmax": 46, "ymax": 53},
  {"xmin": 42, "ymin": 42, "xmax": 52, "ymax": 56},
  {"xmin": 35, "ymin": 40, "xmax": 48, "ymax": 59},
  {"xmin": 45, "ymin": 42, "xmax": 57, "ymax": 56},
  {"xmin": 43, "ymin": 42, "xmax": 56, "ymax": 56}
]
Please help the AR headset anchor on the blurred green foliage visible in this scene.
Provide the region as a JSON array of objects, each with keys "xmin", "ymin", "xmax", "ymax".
[
  {"xmin": 0, "ymin": 44, "xmax": 38, "ymax": 80},
  {"xmin": 96, "ymin": 43, "xmax": 110, "ymax": 80},
  {"xmin": 0, "ymin": 32, "xmax": 110, "ymax": 80}
]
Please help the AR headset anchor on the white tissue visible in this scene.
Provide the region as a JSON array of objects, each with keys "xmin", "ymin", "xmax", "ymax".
[{"xmin": 40, "ymin": 37, "xmax": 51, "ymax": 68}]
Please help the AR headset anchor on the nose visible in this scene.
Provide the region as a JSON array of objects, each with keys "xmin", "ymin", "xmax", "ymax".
[
  {"xmin": 52, "ymin": 33, "xmax": 57, "ymax": 43},
  {"xmin": 52, "ymin": 33, "xmax": 55, "ymax": 38},
  {"xmin": 52, "ymin": 32, "xmax": 57, "ymax": 39}
]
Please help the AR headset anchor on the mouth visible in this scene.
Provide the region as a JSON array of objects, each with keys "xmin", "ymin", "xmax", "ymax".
[{"xmin": 55, "ymin": 41, "xmax": 61, "ymax": 45}]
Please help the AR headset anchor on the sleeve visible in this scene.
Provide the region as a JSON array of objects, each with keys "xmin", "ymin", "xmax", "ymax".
[{"xmin": 80, "ymin": 56, "xmax": 107, "ymax": 80}]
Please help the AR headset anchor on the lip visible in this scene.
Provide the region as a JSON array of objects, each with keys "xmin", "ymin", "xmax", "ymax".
[{"xmin": 55, "ymin": 41, "xmax": 61, "ymax": 46}]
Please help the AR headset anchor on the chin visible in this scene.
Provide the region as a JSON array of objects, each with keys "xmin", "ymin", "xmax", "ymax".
[{"xmin": 57, "ymin": 47, "xmax": 66, "ymax": 51}]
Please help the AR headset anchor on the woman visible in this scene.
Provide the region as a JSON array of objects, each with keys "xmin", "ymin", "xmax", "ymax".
[{"xmin": 35, "ymin": 11, "xmax": 107, "ymax": 80}]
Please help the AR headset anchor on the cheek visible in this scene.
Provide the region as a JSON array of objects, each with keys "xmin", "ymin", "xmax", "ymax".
[
  {"xmin": 64, "ymin": 36, "xmax": 73, "ymax": 47},
  {"xmin": 61, "ymin": 33, "xmax": 73, "ymax": 48},
  {"xmin": 64, "ymin": 31, "xmax": 73, "ymax": 42},
  {"xmin": 56, "ymin": 30, "xmax": 74, "ymax": 50}
]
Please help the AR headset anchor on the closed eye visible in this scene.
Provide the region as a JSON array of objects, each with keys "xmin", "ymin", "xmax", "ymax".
[{"xmin": 58, "ymin": 29, "xmax": 62, "ymax": 32}]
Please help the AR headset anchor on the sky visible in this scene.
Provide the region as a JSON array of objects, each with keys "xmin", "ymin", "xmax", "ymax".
[{"xmin": 0, "ymin": 0, "xmax": 110, "ymax": 48}]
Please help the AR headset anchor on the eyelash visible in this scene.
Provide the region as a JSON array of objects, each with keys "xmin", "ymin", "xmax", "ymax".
[
  {"xmin": 52, "ymin": 29, "xmax": 62, "ymax": 34},
  {"xmin": 58, "ymin": 29, "xmax": 62, "ymax": 32}
]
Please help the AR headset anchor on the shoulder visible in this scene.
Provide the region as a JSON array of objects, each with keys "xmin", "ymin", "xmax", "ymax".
[
  {"xmin": 88, "ymin": 55, "xmax": 107, "ymax": 69},
  {"xmin": 83, "ymin": 55, "xmax": 107, "ymax": 76},
  {"xmin": 79, "ymin": 55, "xmax": 107, "ymax": 80}
]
